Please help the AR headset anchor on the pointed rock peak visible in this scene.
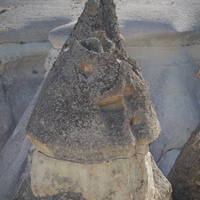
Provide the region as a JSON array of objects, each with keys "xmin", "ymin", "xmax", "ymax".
[
  {"xmin": 26, "ymin": 0, "xmax": 160, "ymax": 164},
  {"xmin": 63, "ymin": 0, "xmax": 125, "ymax": 55}
]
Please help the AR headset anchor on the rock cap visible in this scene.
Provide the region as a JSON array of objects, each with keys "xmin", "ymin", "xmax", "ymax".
[{"xmin": 27, "ymin": 0, "xmax": 160, "ymax": 163}]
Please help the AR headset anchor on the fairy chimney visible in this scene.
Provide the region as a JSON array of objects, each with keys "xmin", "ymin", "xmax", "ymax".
[{"xmin": 13, "ymin": 0, "xmax": 172, "ymax": 199}]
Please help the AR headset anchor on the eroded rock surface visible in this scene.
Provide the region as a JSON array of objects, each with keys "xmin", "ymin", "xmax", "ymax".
[
  {"xmin": 27, "ymin": 0, "xmax": 159, "ymax": 164},
  {"xmin": 168, "ymin": 124, "xmax": 200, "ymax": 200},
  {"xmin": 15, "ymin": 0, "xmax": 171, "ymax": 199}
]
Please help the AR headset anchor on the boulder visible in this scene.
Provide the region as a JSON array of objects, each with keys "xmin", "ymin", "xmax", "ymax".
[
  {"xmin": 167, "ymin": 124, "xmax": 200, "ymax": 200},
  {"xmin": 27, "ymin": 0, "xmax": 160, "ymax": 162},
  {"xmin": 15, "ymin": 0, "xmax": 171, "ymax": 199}
]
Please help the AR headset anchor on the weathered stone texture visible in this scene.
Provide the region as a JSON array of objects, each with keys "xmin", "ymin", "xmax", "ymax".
[
  {"xmin": 12, "ymin": 150, "xmax": 171, "ymax": 200},
  {"xmin": 27, "ymin": 0, "xmax": 160, "ymax": 164},
  {"xmin": 19, "ymin": 0, "xmax": 172, "ymax": 199},
  {"xmin": 168, "ymin": 124, "xmax": 200, "ymax": 200}
]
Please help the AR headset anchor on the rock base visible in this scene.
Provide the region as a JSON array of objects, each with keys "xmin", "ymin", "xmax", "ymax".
[{"xmin": 12, "ymin": 150, "xmax": 171, "ymax": 200}]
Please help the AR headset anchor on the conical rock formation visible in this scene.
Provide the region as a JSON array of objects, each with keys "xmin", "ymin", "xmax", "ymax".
[
  {"xmin": 27, "ymin": 0, "xmax": 159, "ymax": 164},
  {"xmin": 13, "ymin": 0, "xmax": 172, "ymax": 199}
]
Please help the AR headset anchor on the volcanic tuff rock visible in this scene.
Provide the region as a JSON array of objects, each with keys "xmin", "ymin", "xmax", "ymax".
[
  {"xmin": 27, "ymin": 0, "xmax": 160, "ymax": 163},
  {"xmin": 1, "ymin": 0, "xmax": 200, "ymax": 186},
  {"xmin": 168, "ymin": 124, "xmax": 200, "ymax": 200},
  {"xmin": 18, "ymin": 0, "xmax": 172, "ymax": 199}
]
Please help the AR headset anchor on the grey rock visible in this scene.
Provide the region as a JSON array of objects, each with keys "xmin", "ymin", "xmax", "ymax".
[
  {"xmin": 0, "ymin": 79, "xmax": 15, "ymax": 151},
  {"xmin": 44, "ymin": 48, "xmax": 60, "ymax": 73},
  {"xmin": 12, "ymin": 150, "xmax": 172, "ymax": 200},
  {"xmin": 2, "ymin": 0, "xmax": 200, "ymax": 199},
  {"xmin": 27, "ymin": 0, "xmax": 160, "ymax": 163},
  {"xmin": 167, "ymin": 124, "xmax": 200, "ymax": 200},
  {"xmin": 15, "ymin": 0, "xmax": 171, "ymax": 199},
  {"xmin": 40, "ymin": 0, "xmax": 200, "ymax": 175}
]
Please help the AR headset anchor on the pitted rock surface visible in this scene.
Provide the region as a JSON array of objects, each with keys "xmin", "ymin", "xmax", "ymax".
[{"xmin": 26, "ymin": 0, "xmax": 160, "ymax": 164}]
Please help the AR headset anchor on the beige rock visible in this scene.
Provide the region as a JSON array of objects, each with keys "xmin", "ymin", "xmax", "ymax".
[
  {"xmin": 27, "ymin": 0, "xmax": 161, "ymax": 164},
  {"xmin": 30, "ymin": 150, "xmax": 171, "ymax": 200},
  {"xmin": 19, "ymin": 0, "xmax": 172, "ymax": 199}
]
